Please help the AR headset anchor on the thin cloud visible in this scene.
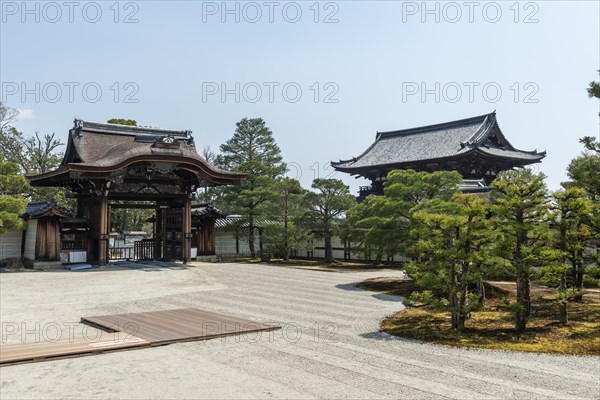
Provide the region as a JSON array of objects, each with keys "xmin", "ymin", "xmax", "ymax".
[{"xmin": 16, "ymin": 109, "xmax": 34, "ymax": 120}]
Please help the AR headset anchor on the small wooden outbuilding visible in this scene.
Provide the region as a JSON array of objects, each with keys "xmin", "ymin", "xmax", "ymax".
[{"xmin": 0, "ymin": 200, "xmax": 78, "ymax": 268}]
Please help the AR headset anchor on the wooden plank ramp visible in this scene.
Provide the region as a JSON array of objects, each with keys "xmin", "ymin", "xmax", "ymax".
[
  {"xmin": 81, "ymin": 308, "xmax": 281, "ymax": 345},
  {"xmin": 0, "ymin": 332, "xmax": 148, "ymax": 366},
  {"xmin": 1, "ymin": 308, "xmax": 280, "ymax": 366}
]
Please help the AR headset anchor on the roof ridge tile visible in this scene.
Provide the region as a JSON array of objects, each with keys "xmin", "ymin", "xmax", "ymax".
[{"xmin": 377, "ymin": 111, "xmax": 494, "ymax": 138}]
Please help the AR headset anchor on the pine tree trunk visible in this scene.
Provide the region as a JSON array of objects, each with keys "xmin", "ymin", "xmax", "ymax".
[
  {"xmin": 248, "ymin": 216, "xmax": 256, "ymax": 258},
  {"xmin": 477, "ymin": 278, "xmax": 486, "ymax": 306},
  {"xmin": 374, "ymin": 248, "xmax": 382, "ymax": 265},
  {"xmin": 570, "ymin": 250, "xmax": 580, "ymax": 299},
  {"xmin": 559, "ymin": 225, "xmax": 569, "ymax": 323},
  {"xmin": 449, "ymin": 262, "xmax": 465, "ymax": 331},
  {"xmin": 458, "ymin": 270, "xmax": 468, "ymax": 329},
  {"xmin": 450, "ymin": 292, "xmax": 466, "ymax": 330},
  {"xmin": 450, "ymin": 292, "xmax": 460, "ymax": 330},
  {"xmin": 559, "ymin": 270, "xmax": 568, "ymax": 324},
  {"xmin": 515, "ymin": 273, "xmax": 531, "ymax": 332},
  {"xmin": 283, "ymin": 196, "xmax": 289, "ymax": 261},
  {"xmin": 575, "ymin": 271, "xmax": 584, "ymax": 300},
  {"xmin": 324, "ymin": 235, "xmax": 333, "ymax": 263},
  {"xmin": 559, "ymin": 302, "xmax": 568, "ymax": 324},
  {"xmin": 574, "ymin": 250, "xmax": 584, "ymax": 301}
]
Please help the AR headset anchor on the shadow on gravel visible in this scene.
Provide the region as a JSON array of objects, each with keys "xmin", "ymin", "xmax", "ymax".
[
  {"xmin": 336, "ymin": 282, "xmax": 404, "ymax": 302},
  {"xmin": 359, "ymin": 331, "xmax": 424, "ymax": 345},
  {"xmin": 37, "ymin": 261, "xmax": 189, "ymax": 273},
  {"xmin": 335, "ymin": 283, "xmax": 364, "ymax": 292},
  {"xmin": 372, "ymin": 293, "xmax": 403, "ymax": 302}
]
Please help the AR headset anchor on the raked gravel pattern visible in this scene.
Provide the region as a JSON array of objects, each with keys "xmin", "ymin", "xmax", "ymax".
[{"xmin": 0, "ymin": 262, "xmax": 598, "ymax": 399}]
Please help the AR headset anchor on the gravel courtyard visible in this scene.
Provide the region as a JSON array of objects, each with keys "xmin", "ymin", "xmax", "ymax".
[{"xmin": 1, "ymin": 262, "xmax": 598, "ymax": 399}]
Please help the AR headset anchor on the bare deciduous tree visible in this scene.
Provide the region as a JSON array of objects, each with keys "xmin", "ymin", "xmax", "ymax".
[{"xmin": 0, "ymin": 102, "xmax": 19, "ymax": 136}]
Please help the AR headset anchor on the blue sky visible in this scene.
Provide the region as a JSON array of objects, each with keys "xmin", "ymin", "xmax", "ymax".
[{"xmin": 1, "ymin": 0, "xmax": 598, "ymax": 193}]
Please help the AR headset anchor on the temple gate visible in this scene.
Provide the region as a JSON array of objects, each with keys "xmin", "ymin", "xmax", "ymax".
[{"xmin": 28, "ymin": 120, "xmax": 244, "ymax": 264}]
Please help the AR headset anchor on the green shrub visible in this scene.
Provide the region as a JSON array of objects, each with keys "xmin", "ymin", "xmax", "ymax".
[
  {"xmin": 583, "ymin": 265, "xmax": 600, "ymax": 287},
  {"xmin": 403, "ymin": 290, "xmax": 449, "ymax": 308}
]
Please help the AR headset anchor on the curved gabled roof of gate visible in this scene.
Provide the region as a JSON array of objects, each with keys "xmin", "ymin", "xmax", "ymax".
[{"xmin": 28, "ymin": 120, "xmax": 245, "ymax": 187}]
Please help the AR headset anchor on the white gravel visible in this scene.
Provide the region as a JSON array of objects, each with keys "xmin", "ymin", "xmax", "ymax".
[{"xmin": 1, "ymin": 262, "xmax": 598, "ymax": 399}]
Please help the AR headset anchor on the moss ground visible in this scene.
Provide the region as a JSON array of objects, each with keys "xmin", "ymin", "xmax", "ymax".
[{"xmin": 358, "ymin": 278, "xmax": 600, "ymax": 356}]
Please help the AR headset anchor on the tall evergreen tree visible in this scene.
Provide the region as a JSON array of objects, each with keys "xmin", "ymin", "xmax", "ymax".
[
  {"xmin": 265, "ymin": 178, "xmax": 308, "ymax": 260},
  {"xmin": 580, "ymin": 72, "xmax": 600, "ymax": 153},
  {"xmin": 567, "ymin": 153, "xmax": 600, "ymax": 201},
  {"xmin": 346, "ymin": 194, "xmax": 396, "ymax": 263},
  {"xmin": 303, "ymin": 179, "xmax": 356, "ymax": 262},
  {"xmin": 565, "ymin": 150, "xmax": 600, "ymax": 289},
  {"xmin": 408, "ymin": 193, "xmax": 497, "ymax": 330},
  {"xmin": 550, "ymin": 188, "xmax": 596, "ymax": 309},
  {"xmin": 347, "ymin": 169, "xmax": 462, "ymax": 261},
  {"xmin": 216, "ymin": 118, "xmax": 286, "ymax": 257},
  {"xmin": 491, "ymin": 169, "xmax": 552, "ymax": 332}
]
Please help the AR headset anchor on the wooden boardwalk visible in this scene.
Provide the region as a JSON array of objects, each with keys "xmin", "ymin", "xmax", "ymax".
[
  {"xmin": 1, "ymin": 308, "xmax": 280, "ymax": 366},
  {"xmin": 81, "ymin": 308, "xmax": 280, "ymax": 344},
  {"xmin": 0, "ymin": 332, "xmax": 148, "ymax": 365}
]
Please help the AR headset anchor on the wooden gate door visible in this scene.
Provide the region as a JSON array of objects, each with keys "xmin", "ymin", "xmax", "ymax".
[{"xmin": 164, "ymin": 208, "xmax": 183, "ymax": 260}]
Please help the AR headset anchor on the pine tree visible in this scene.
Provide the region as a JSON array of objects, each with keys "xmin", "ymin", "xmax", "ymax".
[
  {"xmin": 347, "ymin": 169, "xmax": 462, "ymax": 262},
  {"xmin": 567, "ymin": 153, "xmax": 600, "ymax": 201},
  {"xmin": 550, "ymin": 188, "xmax": 596, "ymax": 310},
  {"xmin": 265, "ymin": 178, "xmax": 308, "ymax": 260},
  {"xmin": 304, "ymin": 179, "xmax": 355, "ymax": 262},
  {"xmin": 580, "ymin": 73, "xmax": 600, "ymax": 153},
  {"xmin": 216, "ymin": 118, "xmax": 286, "ymax": 257},
  {"xmin": 491, "ymin": 169, "xmax": 552, "ymax": 332},
  {"xmin": 408, "ymin": 193, "xmax": 496, "ymax": 330}
]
